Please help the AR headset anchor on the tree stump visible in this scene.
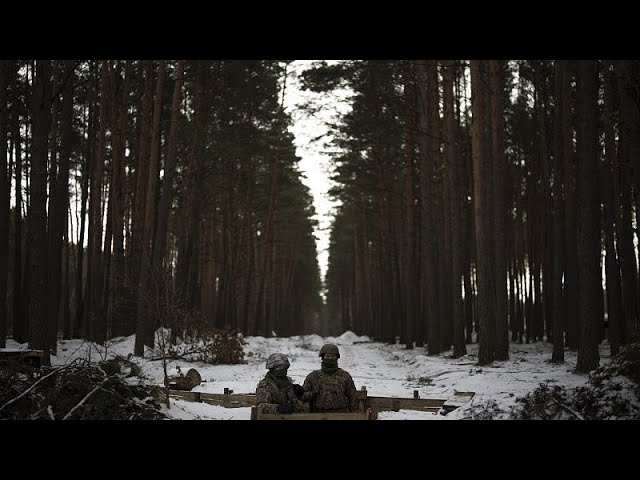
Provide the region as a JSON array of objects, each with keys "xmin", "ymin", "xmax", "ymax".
[{"xmin": 168, "ymin": 368, "xmax": 202, "ymax": 390}]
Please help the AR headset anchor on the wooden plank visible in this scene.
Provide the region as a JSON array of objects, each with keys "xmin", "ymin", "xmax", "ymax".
[
  {"xmin": 199, "ymin": 392, "xmax": 256, "ymax": 408},
  {"xmin": 366, "ymin": 396, "xmax": 446, "ymax": 412},
  {"xmin": 442, "ymin": 391, "xmax": 475, "ymax": 414},
  {"xmin": 252, "ymin": 406, "xmax": 377, "ymax": 420},
  {"xmin": 167, "ymin": 390, "xmax": 201, "ymax": 402}
]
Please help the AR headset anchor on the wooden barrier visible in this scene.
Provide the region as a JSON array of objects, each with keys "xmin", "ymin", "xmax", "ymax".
[
  {"xmin": 361, "ymin": 387, "xmax": 446, "ymax": 413},
  {"xmin": 0, "ymin": 349, "xmax": 44, "ymax": 368},
  {"xmin": 159, "ymin": 385, "xmax": 475, "ymax": 417}
]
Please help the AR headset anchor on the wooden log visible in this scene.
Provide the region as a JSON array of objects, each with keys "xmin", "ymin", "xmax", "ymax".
[{"xmin": 168, "ymin": 368, "xmax": 202, "ymax": 391}]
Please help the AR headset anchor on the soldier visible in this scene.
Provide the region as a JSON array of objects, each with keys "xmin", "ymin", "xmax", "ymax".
[
  {"xmin": 302, "ymin": 343, "xmax": 358, "ymax": 413},
  {"xmin": 255, "ymin": 353, "xmax": 307, "ymax": 414}
]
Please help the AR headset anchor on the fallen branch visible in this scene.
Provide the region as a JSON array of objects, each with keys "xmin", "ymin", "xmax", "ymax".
[
  {"xmin": 550, "ymin": 397, "xmax": 584, "ymax": 420},
  {"xmin": 429, "ymin": 370, "xmax": 468, "ymax": 379},
  {"xmin": 0, "ymin": 364, "xmax": 73, "ymax": 413},
  {"xmin": 63, "ymin": 377, "xmax": 110, "ymax": 420}
]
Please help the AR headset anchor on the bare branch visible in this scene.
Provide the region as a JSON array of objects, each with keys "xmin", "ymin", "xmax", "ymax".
[
  {"xmin": 0, "ymin": 363, "xmax": 73, "ymax": 413},
  {"xmin": 550, "ymin": 397, "xmax": 584, "ymax": 420},
  {"xmin": 63, "ymin": 377, "xmax": 110, "ymax": 420}
]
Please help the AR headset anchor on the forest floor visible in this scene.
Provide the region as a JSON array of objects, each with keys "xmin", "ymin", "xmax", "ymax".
[{"xmin": 1, "ymin": 333, "xmax": 639, "ymax": 420}]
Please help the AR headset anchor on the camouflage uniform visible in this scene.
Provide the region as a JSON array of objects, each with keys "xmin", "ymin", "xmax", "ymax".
[
  {"xmin": 255, "ymin": 372, "xmax": 308, "ymax": 414},
  {"xmin": 302, "ymin": 368, "xmax": 358, "ymax": 413}
]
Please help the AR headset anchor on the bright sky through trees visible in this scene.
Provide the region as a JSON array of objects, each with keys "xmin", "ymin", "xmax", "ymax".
[{"xmin": 283, "ymin": 60, "xmax": 352, "ymax": 285}]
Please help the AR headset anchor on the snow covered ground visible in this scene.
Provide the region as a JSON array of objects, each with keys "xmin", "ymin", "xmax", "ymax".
[{"xmin": 4, "ymin": 330, "xmax": 616, "ymax": 420}]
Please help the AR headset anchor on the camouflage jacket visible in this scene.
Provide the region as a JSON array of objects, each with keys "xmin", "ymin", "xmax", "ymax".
[
  {"xmin": 302, "ymin": 368, "xmax": 358, "ymax": 413},
  {"xmin": 255, "ymin": 372, "xmax": 308, "ymax": 414}
]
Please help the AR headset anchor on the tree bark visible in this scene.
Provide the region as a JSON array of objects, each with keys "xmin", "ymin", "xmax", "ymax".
[
  {"xmin": 563, "ymin": 62, "xmax": 579, "ymax": 350},
  {"xmin": 12, "ymin": 61, "xmax": 25, "ymax": 342},
  {"xmin": 444, "ymin": 60, "xmax": 466, "ymax": 358},
  {"xmin": 136, "ymin": 60, "xmax": 165, "ymax": 352},
  {"xmin": 87, "ymin": 62, "xmax": 108, "ymax": 344},
  {"xmin": 109, "ymin": 60, "xmax": 131, "ymax": 337},
  {"xmin": 152, "ymin": 61, "xmax": 184, "ymax": 277},
  {"xmin": 615, "ymin": 60, "xmax": 640, "ymax": 342},
  {"xmin": 575, "ymin": 60, "xmax": 600, "ymax": 373},
  {"xmin": 46, "ymin": 60, "xmax": 74, "ymax": 352},
  {"xmin": 471, "ymin": 60, "xmax": 496, "ymax": 365},
  {"xmin": 29, "ymin": 60, "xmax": 52, "ymax": 365},
  {"xmin": 551, "ymin": 60, "xmax": 566, "ymax": 363},
  {"xmin": 602, "ymin": 62, "xmax": 623, "ymax": 355},
  {"xmin": 0, "ymin": 60, "xmax": 9, "ymax": 348},
  {"xmin": 416, "ymin": 60, "xmax": 438, "ymax": 354},
  {"xmin": 490, "ymin": 60, "xmax": 509, "ymax": 360},
  {"xmin": 402, "ymin": 61, "xmax": 416, "ymax": 349}
]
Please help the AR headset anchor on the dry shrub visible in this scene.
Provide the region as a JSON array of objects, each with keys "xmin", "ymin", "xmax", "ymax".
[{"xmin": 163, "ymin": 309, "xmax": 245, "ymax": 365}]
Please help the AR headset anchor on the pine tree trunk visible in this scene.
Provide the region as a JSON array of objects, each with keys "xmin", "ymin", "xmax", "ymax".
[
  {"xmin": 152, "ymin": 61, "xmax": 183, "ymax": 279},
  {"xmin": 88, "ymin": 62, "xmax": 108, "ymax": 344},
  {"xmin": 136, "ymin": 60, "xmax": 165, "ymax": 351},
  {"xmin": 416, "ymin": 60, "xmax": 438, "ymax": 354},
  {"xmin": 62, "ymin": 228, "xmax": 71, "ymax": 339},
  {"xmin": 428, "ymin": 61, "xmax": 446, "ymax": 352},
  {"xmin": 603, "ymin": 62, "xmax": 623, "ymax": 355},
  {"xmin": 46, "ymin": 60, "xmax": 74, "ymax": 352},
  {"xmin": 29, "ymin": 60, "xmax": 52, "ymax": 365},
  {"xmin": 0, "ymin": 60, "xmax": 9, "ymax": 348},
  {"xmin": 12, "ymin": 62, "xmax": 25, "ymax": 342},
  {"xmin": 551, "ymin": 60, "xmax": 566, "ymax": 362},
  {"xmin": 131, "ymin": 61, "xmax": 153, "ymax": 351},
  {"xmin": 533, "ymin": 61, "xmax": 554, "ymax": 344},
  {"xmin": 444, "ymin": 60, "xmax": 466, "ymax": 358},
  {"xmin": 615, "ymin": 60, "xmax": 640, "ymax": 342},
  {"xmin": 176, "ymin": 61, "xmax": 207, "ymax": 318},
  {"xmin": 471, "ymin": 60, "xmax": 496, "ymax": 365},
  {"xmin": 75, "ymin": 95, "xmax": 92, "ymax": 338},
  {"xmin": 575, "ymin": 60, "xmax": 600, "ymax": 373},
  {"xmin": 109, "ymin": 60, "xmax": 132, "ymax": 337},
  {"xmin": 402, "ymin": 61, "xmax": 416, "ymax": 349},
  {"xmin": 490, "ymin": 60, "xmax": 509, "ymax": 360},
  {"xmin": 563, "ymin": 62, "xmax": 579, "ymax": 350}
]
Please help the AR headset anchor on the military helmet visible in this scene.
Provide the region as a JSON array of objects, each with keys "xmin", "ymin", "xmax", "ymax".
[
  {"xmin": 319, "ymin": 343, "xmax": 340, "ymax": 358},
  {"xmin": 266, "ymin": 353, "xmax": 290, "ymax": 370}
]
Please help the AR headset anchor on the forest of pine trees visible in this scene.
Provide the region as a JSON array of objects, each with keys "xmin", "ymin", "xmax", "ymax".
[
  {"xmin": 0, "ymin": 60, "xmax": 322, "ymax": 366},
  {"xmin": 0, "ymin": 60, "xmax": 639, "ymax": 373},
  {"xmin": 315, "ymin": 60, "xmax": 640, "ymax": 371}
]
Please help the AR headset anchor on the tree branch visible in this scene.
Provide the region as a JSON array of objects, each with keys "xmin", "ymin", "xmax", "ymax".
[
  {"xmin": 0, "ymin": 364, "xmax": 73, "ymax": 413},
  {"xmin": 550, "ymin": 397, "xmax": 584, "ymax": 420},
  {"xmin": 62, "ymin": 377, "xmax": 110, "ymax": 420}
]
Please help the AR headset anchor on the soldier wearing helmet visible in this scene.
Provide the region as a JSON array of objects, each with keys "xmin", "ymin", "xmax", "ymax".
[
  {"xmin": 255, "ymin": 353, "xmax": 307, "ymax": 414},
  {"xmin": 301, "ymin": 343, "xmax": 358, "ymax": 413}
]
